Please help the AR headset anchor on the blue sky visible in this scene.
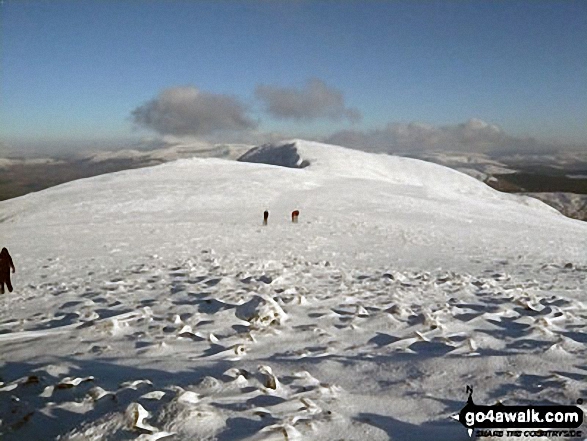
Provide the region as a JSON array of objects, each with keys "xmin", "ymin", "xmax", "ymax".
[{"xmin": 1, "ymin": 0, "xmax": 586, "ymax": 155}]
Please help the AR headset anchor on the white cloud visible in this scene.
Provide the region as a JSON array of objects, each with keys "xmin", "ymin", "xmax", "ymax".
[
  {"xmin": 132, "ymin": 86, "xmax": 257, "ymax": 136},
  {"xmin": 256, "ymin": 78, "xmax": 361, "ymax": 122}
]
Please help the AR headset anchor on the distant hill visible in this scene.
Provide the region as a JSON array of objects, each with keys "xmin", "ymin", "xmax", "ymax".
[{"xmin": 0, "ymin": 143, "xmax": 252, "ymax": 201}]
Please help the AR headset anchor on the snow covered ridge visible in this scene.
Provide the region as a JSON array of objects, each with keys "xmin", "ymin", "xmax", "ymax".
[
  {"xmin": 2, "ymin": 138, "xmax": 582, "ymax": 266},
  {"xmin": 238, "ymin": 139, "xmax": 517, "ymax": 200},
  {"xmin": 0, "ymin": 157, "xmax": 65, "ymax": 168},
  {"xmin": 0, "ymin": 139, "xmax": 564, "ymax": 234},
  {"xmin": 82, "ymin": 142, "xmax": 253, "ymax": 164}
]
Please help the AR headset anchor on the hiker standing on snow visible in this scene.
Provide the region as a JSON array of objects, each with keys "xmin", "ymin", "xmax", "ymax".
[{"xmin": 0, "ymin": 247, "xmax": 15, "ymax": 294}]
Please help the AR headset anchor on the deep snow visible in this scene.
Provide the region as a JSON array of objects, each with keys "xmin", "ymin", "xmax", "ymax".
[{"xmin": 0, "ymin": 140, "xmax": 585, "ymax": 440}]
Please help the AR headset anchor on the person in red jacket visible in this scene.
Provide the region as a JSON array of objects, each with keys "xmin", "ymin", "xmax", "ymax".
[{"xmin": 0, "ymin": 247, "xmax": 15, "ymax": 294}]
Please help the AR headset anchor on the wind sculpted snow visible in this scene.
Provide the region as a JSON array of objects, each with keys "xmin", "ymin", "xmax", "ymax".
[{"xmin": 0, "ymin": 140, "xmax": 586, "ymax": 440}]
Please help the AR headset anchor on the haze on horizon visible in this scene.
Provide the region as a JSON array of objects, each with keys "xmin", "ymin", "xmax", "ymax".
[{"xmin": 1, "ymin": 0, "xmax": 586, "ymax": 158}]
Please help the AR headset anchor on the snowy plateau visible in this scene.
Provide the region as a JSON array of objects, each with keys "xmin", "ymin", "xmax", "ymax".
[{"xmin": 0, "ymin": 140, "xmax": 586, "ymax": 441}]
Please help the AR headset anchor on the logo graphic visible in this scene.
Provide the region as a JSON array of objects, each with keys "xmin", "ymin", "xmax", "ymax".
[{"xmin": 452, "ymin": 386, "xmax": 584, "ymax": 438}]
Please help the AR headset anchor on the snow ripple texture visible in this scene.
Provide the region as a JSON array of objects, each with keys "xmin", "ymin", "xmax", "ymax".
[{"xmin": 0, "ymin": 252, "xmax": 586, "ymax": 441}]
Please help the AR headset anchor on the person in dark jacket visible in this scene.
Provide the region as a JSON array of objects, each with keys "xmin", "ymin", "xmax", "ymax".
[{"xmin": 0, "ymin": 247, "xmax": 15, "ymax": 294}]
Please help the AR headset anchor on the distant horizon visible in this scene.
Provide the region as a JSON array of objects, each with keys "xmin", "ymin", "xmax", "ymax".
[
  {"xmin": 3, "ymin": 126, "xmax": 587, "ymax": 160},
  {"xmin": 1, "ymin": 1, "xmax": 586, "ymax": 157}
]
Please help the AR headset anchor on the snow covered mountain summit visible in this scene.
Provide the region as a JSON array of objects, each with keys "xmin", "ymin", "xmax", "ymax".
[
  {"xmin": 240, "ymin": 139, "xmax": 523, "ymax": 197},
  {"xmin": 1, "ymin": 139, "xmax": 585, "ymax": 270}
]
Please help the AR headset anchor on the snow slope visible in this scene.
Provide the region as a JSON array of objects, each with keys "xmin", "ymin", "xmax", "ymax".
[
  {"xmin": 0, "ymin": 140, "xmax": 586, "ymax": 440},
  {"xmin": 525, "ymin": 192, "xmax": 587, "ymax": 222}
]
